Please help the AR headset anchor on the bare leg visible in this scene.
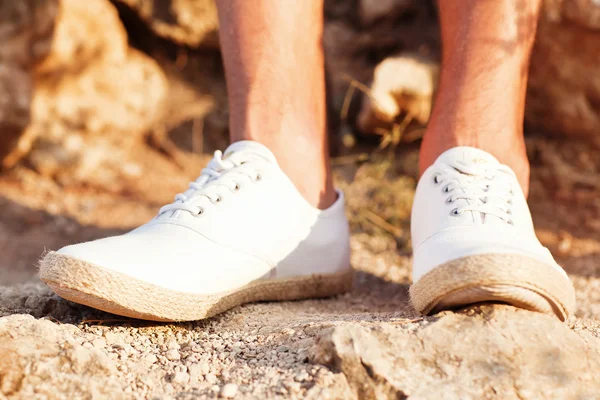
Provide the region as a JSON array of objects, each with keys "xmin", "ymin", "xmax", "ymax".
[
  {"xmin": 215, "ymin": 0, "xmax": 335, "ymax": 209},
  {"xmin": 421, "ymin": 0, "xmax": 542, "ymax": 196}
]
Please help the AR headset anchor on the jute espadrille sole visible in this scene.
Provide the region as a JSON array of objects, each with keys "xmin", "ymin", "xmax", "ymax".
[
  {"xmin": 39, "ymin": 251, "xmax": 354, "ymax": 322},
  {"xmin": 410, "ymin": 253, "xmax": 576, "ymax": 321}
]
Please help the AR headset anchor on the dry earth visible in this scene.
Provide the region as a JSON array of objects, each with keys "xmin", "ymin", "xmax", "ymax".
[{"xmin": 1, "ymin": 137, "xmax": 600, "ymax": 399}]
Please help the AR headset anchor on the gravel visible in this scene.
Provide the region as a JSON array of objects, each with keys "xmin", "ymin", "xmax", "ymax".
[{"xmin": 2, "ymin": 167, "xmax": 600, "ymax": 398}]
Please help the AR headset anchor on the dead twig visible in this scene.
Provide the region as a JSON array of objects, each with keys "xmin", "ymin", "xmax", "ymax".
[
  {"xmin": 148, "ymin": 125, "xmax": 185, "ymax": 170},
  {"xmin": 378, "ymin": 112, "xmax": 414, "ymax": 153},
  {"xmin": 364, "ymin": 209, "xmax": 403, "ymax": 238},
  {"xmin": 330, "ymin": 152, "xmax": 370, "ymax": 166}
]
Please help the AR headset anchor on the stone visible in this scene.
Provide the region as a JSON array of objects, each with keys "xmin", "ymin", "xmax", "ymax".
[
  {"xmin": 311, "ymin": 305, "xmax": 600, "ymax": 399},
  {"xmin": 0, "ymin": 315, "xmax": 121, "ymax": 398},
  {"xmin": 199, "ymin": 362, "xmax": 210, "ymax": 375},
  {"xmin": 21, "ymin": 0, "xmax": 168, "ymax": 183},
  {"xmin": 356, "ymin": 54, "xmax": 439, "ymax": 135},
  {"xmin": 0, "ymin": 0, "xmax": 57, "ymax": 168},
  {"xmin": 188, "ymin": 364, "xmax": 204, "ymax": 382},
  {"xmin": 220, "ymin": 383, "xmax": 238, "ymax": 398},
  {"xmin": 526, "ymin": 0, "xmax": 600, "ymax": 142},
  {"xmin": 144, "ymin": 354, "xmax": 158, "ymax": 365},
  {"xmin": 165, "ymin": 349, "xmax": 181, "ymax": 361},
  {"xmin": 170, "ymin": 371, "xmax": 190, "ymax": 385},
  {"xmin": 114, "ymin": 0, "xmax": 220, "ymax": 48}
]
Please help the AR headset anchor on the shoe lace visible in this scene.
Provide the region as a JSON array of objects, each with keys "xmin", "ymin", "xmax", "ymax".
[
  {"xmin": 158, "ymin": 150, "xmax": 263, "ymax": 216},
  {"xmin": 433, "ymin": 160, "xmax": 515, "ymax": 224}
]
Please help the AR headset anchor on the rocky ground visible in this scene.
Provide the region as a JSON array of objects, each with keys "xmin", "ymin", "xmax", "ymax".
[{"xmin": 1, "ymin": 135, "xmax": 600, "ymax": 399}]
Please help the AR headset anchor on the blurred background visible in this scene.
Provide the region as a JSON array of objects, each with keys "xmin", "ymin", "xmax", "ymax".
[{"xmin": 1, "ymin": 0, "xmax": 600, "ymax": 307}]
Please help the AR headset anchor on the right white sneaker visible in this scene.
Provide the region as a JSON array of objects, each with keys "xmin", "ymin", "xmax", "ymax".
[
  {"xmin": 39, "ymin": 141, "xmax": 352, "ymax": 321},
  {"xmin": 410, "ymin": 147, "xmax": 576, "ymax": 321}
]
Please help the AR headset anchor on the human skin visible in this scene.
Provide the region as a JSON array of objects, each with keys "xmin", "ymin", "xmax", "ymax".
[
  {"xmin": 215, "ymin": 0, "xmax": 335, "ymax": 209},
  {"xmin": 215, "ymin": 0, "xmax": 542, "ymax": 204},
  {"xmin": 420, "ymin": 0, "xmax": 542, "ymax": 196}
]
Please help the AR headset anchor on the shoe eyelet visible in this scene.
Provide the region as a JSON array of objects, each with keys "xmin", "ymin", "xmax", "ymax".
[
  {"xmin": 443, "ymin": 185, "xmax": 451, "ymax": 193},
  {"xmin": 255, "ymin": 173, "xmax": 262, "ymax": 182},
  {"xmin": 450, "ymin": 208, "xmax": 461, "ymax": 216},
  {"xmin": 195, "ymin": 207, "xmax": 204, "ymax": 216},
  {"xmin": 446, "ymin": 197, "xmax": 455, "ymax": 204},
  {"xmin": 508, "ymin": 219, "xmax": 514, "ymax": 225},
  {"xmin": 233, "ymin": 183, "xmax": 241, "ymax": 192},
  {"xmin": 214, "ymin": 195, "xmax": 222, "ymax": 204},
  {"xmin": 433, "ymin": 174, "xmax": 442, "ymax": 185}
]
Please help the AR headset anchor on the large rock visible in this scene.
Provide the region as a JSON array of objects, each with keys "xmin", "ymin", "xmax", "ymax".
[
  {"xmin": 526, "ymin": 0, "xmax": 600, "ymax": 142},
  {"xmin": 0, "ymin": 0, "xmax": 57, "ymax": 168},
  {"xmin": 311, "ymin": 305, "xmax": 600, "ymax": 399},
  {"xmin": 0, "ymin": 314, "xmax": 121, "ymax": 398},
  {"xmin": 113, "ymin": 0, "xmax": 220, "ymax": 48},
  {"xmin": 356, "ymin": 54, "xmax": 438, "ymax": 137},
  {"xmin": 9, "ymin": 0, "xmax": 169, "ymax": 183}
]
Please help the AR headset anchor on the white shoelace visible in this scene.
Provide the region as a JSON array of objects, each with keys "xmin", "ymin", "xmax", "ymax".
[
  {"xmin": 434, "ymin": 161, "xmax": 515, "ymax": 224},
  {"xmin": 159, "ymin": 150, "xmax": 263, "ymax": 216}
]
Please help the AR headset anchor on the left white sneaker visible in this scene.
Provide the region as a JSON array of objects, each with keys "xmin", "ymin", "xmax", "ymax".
[
  {"xmin": 410, "ymin": 146, "xmax": 576, "ymax": 321},
  {"xmin": 39, "ymin": 141, "xmax": 352, "ymax": 321}
]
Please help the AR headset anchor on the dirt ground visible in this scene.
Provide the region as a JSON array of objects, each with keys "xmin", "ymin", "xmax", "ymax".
[
  {"xmin": 0, "ymin": 131, "xmax": 600, "ymax": 398},
  {"xmin": 1, "ymin": 132, "xmax": 600, "ymax": 398}
]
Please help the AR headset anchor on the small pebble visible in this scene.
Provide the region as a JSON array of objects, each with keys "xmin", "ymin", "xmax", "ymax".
[
  {"xmin": 220, "ymin": 383, "xmax": 238, "ymax": 398},
  {"xmin": 167, "ymin": 341, "xmax": 180, "ymax": 350},
  {"xmin": 91, "ymin": 338, "xmax": 107, "ymax": 348},
  {"xmin": 188, "ymin": 364, "xmax": 204, "ymax": 382},
  {"xmin": 144, "ymin": 354, "xmax": 158, "ymax": 364},
  {"xmin": 295, "ymin": 372, "xmax": 309, "ymax": 382},
  {"xmin": 165, "ymin": 349, "xmax": 180, "ymax": 361},
  {"xmin": 171, "ymin": 371, "xmax": 190, "ymax": 385},
  {"xmin": 206, "ymin": 373, "xmax": 218, "ymax": 383},
  {"xmin": 199, "ymin": 362, "xmax": 210, "ymax": 375}
]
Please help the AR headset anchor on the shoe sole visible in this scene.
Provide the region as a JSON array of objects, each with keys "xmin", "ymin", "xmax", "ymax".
[
  {"xmin": 38, "ymin": 251, "xmax": 354, "ymax": 322},
  {"xmin": 410, "ymin": 253, "xmax": 576, "ymax": 321}
]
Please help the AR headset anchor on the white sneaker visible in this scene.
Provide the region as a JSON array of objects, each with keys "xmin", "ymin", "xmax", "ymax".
[
  {"xmin": 410, "ymin": 146, "xmax": 576, "ymax": 321},
  {"xmin": 39, "ymin": 141, "xmax": 352, "ymax": 321}
]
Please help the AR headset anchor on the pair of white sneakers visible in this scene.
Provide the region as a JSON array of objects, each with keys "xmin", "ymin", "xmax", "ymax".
[{"xmin": 39, "ymin": 141, "xmax": 576, "ymax": 322}]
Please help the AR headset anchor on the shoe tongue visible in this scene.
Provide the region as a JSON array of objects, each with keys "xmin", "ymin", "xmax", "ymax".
[
  {"xmin": 223, "ymin": 140, "xmax": 278, "ymax": 165},
  {"xmin": 435, "ymin": 146, "xmax": 500, "ymax": 173}
]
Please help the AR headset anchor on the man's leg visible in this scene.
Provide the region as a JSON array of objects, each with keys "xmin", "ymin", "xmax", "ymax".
[
  {"xmin": 216, "ymin": 0, "xmax": 335, "ymax": 209},
  {"xmin": 410, "ymin": 0, "xmax": 576, "ymax": 321},
  {"xmin": 421, "ymin": 0, "xmax": 539, "ymax": 196},
  {"xmin": 38, "ymin": 0, "xmax": 353, "ymax": 321}
]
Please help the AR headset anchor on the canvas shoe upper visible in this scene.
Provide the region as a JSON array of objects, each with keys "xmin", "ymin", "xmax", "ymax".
[
  {"xmin": 40, "ymin": 141, "xmax": 352, "ymax": 320},
  {"xmin": 410, "ymin": 146, "xmax": 575, "ymax": 320}
]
